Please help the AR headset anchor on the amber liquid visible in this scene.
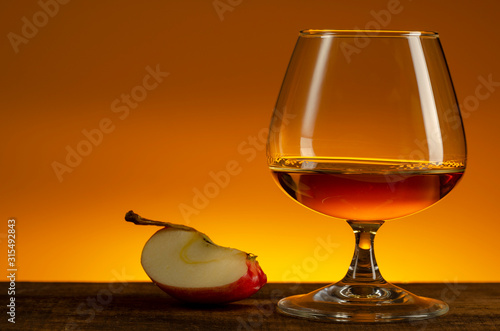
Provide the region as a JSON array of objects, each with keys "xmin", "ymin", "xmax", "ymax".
[{"xmin": 271, "ymin": 158, "xmax": 464, "ymax": 221}]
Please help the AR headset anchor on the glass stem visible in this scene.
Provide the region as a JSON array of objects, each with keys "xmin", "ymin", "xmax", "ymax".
[{"xmin": 341, "ymin": 220, "xmax": 386, "ymax": 285}]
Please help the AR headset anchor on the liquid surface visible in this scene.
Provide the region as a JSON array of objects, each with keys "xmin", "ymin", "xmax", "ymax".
[{"xmin": 270, "ymin": 158, "xmax": 464, "ymax": 221}]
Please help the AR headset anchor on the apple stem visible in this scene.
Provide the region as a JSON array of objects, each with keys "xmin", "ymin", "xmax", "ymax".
[
  {"xmin": 125, "ymin": 210, "xmax": 172, "ymax": 227},
  {"xmin": 125, "ymin": 210, "xmax": 195, "ymax": 231},
  {"xmin": 247, "ymin": 253, "xmax": 258, "ymax": 261}
]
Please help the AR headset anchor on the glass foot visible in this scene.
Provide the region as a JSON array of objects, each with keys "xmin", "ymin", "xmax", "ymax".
[{"xmin": 277, "ymin": 282, "xmax": 449, "ymax": 322}]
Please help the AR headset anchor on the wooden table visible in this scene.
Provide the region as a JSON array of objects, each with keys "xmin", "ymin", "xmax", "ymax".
[{"xmin": 2, "ymin": 282, "xmax": 499, "ymax": 330}]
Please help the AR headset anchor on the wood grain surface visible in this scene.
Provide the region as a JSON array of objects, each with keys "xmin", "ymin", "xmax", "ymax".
[{"xmin": 1, "ymin": 282, "xmax": 499, "ymax": 330}]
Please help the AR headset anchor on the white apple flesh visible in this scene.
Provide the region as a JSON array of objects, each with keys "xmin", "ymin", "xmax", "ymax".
[{"xmin": 131, "ymin": 212, "xmax": 267, "ymax": 304}]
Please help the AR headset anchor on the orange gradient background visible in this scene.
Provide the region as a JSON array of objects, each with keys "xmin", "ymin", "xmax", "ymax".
[{"xmin": 1, "ymin": 0, "xmax": 499, "ymax": 283}]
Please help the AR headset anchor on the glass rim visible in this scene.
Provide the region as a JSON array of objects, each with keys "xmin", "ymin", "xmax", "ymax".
[{"xmin": 299, "ymin": 29, "xmax": 439, "ymax": 38}]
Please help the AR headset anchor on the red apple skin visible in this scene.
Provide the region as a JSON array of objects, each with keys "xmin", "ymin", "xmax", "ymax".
[{"xmin": 152, "ymin": 257, "xmax": 267, "ymax": 304}]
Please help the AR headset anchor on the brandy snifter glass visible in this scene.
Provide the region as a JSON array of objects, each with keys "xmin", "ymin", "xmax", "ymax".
[{"xmin": 267, "ymin": 30, "xmax": 466, "ymax": 322}]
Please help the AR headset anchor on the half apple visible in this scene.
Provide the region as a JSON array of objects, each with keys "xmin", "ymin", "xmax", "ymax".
[{"xmin": 125, "ymin": 211, "xmax": 267, "ymax": 304}]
